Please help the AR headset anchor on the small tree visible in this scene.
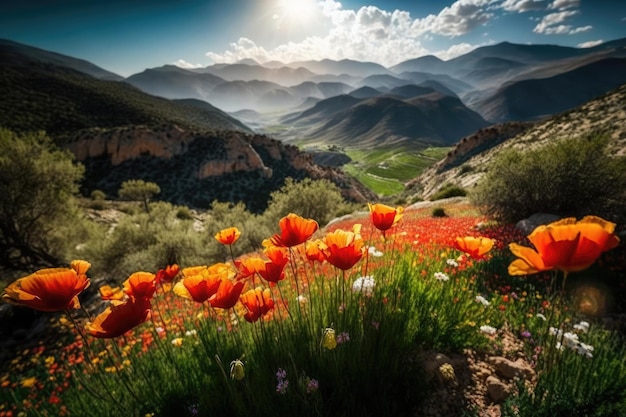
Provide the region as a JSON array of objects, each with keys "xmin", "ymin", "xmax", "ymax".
[
  {"xmin": 0, "ymin": 129, "xmax": 85, "ymax": 271},
  {"xmin": 118, "ymin": 179, "xmax": 161, "ymax": 213}
]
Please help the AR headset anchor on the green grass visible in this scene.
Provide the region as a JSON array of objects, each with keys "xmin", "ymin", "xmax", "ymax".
[
  {"xmin": 2, "ymin": 208, "xmax": 625, "ymax": 417},
  {"xmin": 342, "ymin": 146, "xmax": 452, "ymax": 195}
]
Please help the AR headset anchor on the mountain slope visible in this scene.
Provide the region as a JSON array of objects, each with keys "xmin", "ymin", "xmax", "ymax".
[
  {"xmin": 0, "ymin": 60, "xmax": 251, "ymax": 137},
  {"xmin": 411, "ymin": 83, "xmax": 626, "ymax": 199},
  {"xmin": 304, "ymin": 94, "xmax": 489, "ymax": 148},
  {"xmin": 475, "ymin": 57, "xmax": 626, "ymax": 122},
  {"xmin": 0, "ymin": 38, "xmax": 123, "ymax": 81}
]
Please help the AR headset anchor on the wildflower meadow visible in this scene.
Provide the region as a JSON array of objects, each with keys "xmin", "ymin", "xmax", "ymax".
[{"xmin": 1, "ymin": 201, "xmax": 625, "ymax": 417}]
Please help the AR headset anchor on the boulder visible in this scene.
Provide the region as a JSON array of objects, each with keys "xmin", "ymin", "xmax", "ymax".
[{"xmin": 515, "ymin": 213, "xmax": 560, "ymax": 235}]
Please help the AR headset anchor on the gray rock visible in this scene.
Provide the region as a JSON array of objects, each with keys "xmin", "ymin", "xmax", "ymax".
[{"xmin": 515, "ymin": 213, "xmax": 560, "ymax": 235}]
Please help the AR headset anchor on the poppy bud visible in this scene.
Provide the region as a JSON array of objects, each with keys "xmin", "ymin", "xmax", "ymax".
[
  {"xmin": 230, "ymin": 359, "xmax": 245, "ymax": 380},
  {"xmin": 322, "ymin": 327, "xmax": 337, "ymax": 350}
]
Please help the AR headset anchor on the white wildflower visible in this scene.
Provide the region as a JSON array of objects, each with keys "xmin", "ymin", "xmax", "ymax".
[
  {"xmin": 297, "ymin": 295, "xmax": 307, "ymax": 304},
  {"xmin": 573, "ymin": 321, "xmax": 590, "ymax": 333},
  {"xmin": 434, "ymin": 272, "xmax": 450, "ymax": 282},
  {"xmin": 576, "ymin": 342, "xmax": 594, "ymax": 358},
  {"xmin": 446, "ymin": 259, "xmax": 458, "ymax": 267},
  {"xmin": 368, "ymin": 246, "xmax": 383, "ymax": 257},
  {"xmin": 185, "ymin": 329, "xmax": 197, "ymax": 337},
  {"xmin": 352, "ymin": 276, "xmax": 376, "ymax": 297},
  {"xmin": 475, "ymin": 295, "xmax": 490, "ymax": 306},
  {"xmin": 480, "ymin": 325, "xmax": 497, "ymax": 335},
  {"xmin": 561, "ymin": 332, "xmax": 579, "ymax": 349}
]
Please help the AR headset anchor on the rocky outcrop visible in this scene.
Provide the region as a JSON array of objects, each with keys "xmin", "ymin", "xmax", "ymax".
[{"xmin": 67, "ymin": 125, "xmax": 374, "ymax": 212}]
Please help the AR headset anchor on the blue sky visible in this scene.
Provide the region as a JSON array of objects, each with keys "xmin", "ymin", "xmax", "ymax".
[{"xmin": 1, "ymin": 0, "xmax": 624, "ymax": 77}]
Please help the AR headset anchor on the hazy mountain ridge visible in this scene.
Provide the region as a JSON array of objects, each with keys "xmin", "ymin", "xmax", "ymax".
[{"xmin": 116, "ymin": 36, "xmax": 626, "ymax": 150}]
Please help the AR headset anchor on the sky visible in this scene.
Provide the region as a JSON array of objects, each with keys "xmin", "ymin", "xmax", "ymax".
[{"xmin": 1, "ymin": 0, "xmax": 625, "ymax": 77}]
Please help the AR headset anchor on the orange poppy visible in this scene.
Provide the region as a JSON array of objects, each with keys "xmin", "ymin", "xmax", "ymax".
[
  {"xmin": 454, "ymin": 236, "xmax": 495, "ymax": 259},
  {"xmin": 320, "ymin": 224, "xmax": 365, "ymax": 270},
  {"xmin": 215, "ymin": 227, "xmax": 241, "ymax": 245},
  {"xmin": 235, "ymin": 257, "xmax": 263, "ymax": 280},
  {"xmin": 99, "ymin": 285, "xmax": 125, "ymax": 301},
  {"xmin": 210, "ymin": 279, "xmax": 246, "ymax": 309},
  {"xmin": 304, "ymin": 239, "xmax": 325, "ymax": 263},
  {"xmin": 85, "ymin": 297, "xmax": 152, "ymax": 338},
  {"xmin": 270, "ymin": 213, "xmax": 318, "ymax": 247},
  {"xmin": 173, "ymin": 264, "xmax": 232, "ymax": 303},
  {"xmin": 508, "ymin": 215, "xmax": 620, "ymax": 276},
  {"xmin": 123, "ymin": 272, "xmax": 157, "ymax": 299},
  {"xmin": 240, "ymin": 287, "xmax": 275, "ymax": 323},
  {"xmin": 255, "ymin": 246, "xmax": 290, "ymax": 283},
  {"xmin": 70, "ymin": 260, "xmax": 92, "ymax": 276},
  {"xmin": 155, "ymin": 264, "xmax": 179, "ymax": 285},
  {"xmin": 368, "ymin": 203, "xmax": 404, "ymax": 231},
  {"xmin": 2, "ymin": 263, "xmax": 91, "ymax": 312}
]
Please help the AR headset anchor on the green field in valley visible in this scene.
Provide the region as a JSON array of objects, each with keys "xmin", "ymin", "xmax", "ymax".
[{"xmin": 342, "ymin": 146, "xmax": 452, "ymax": 196}]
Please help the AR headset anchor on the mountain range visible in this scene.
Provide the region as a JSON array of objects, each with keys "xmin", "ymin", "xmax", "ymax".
[
  {"xmin": 120, "ymin": 37, "xmax": 626, "ymax": 149},
  {"xmin": 1, "ymin": 36, "xmax": 626, "ymax": 205}
]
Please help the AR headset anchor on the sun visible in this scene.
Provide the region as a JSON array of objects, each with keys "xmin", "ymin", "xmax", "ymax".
[{"xmin": 277, "ymin": 0, "xmax": 316, "ymax": 22}]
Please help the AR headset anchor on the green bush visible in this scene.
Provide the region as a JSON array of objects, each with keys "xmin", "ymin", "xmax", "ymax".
[
  {"xmin": 0, "ymin": 129, "xmax": 87, "ymax": 272},
  {"xmin": 431, "ymin": 207, "xmax": 447, "ymax": 217},
  {"xmin": 430, "ymin": 184, "xmax": 467, "ymax": 201},
  {"xmin": 90, "ymin": 189, "xmax": 106, "ymax": 201},
  {"xmin": 82, "ymin": 201, "xmax": 211, "ymax": 278},
  {"xmin": 471, "ymin": 134, "xmax": 626, "ymax": 223},
  {"xmin": 262, "ymin": 178, "xmax": 353, "ymax": 227}
]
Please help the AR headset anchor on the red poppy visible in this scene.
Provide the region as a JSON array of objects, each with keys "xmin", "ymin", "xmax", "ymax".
[
  {"xmin": 368, "ymin": 203, "xmax": 404, "ymax": 231},
  {"xmin": 320, "ymin": 225, "xmax": 365, "ymax": 270},
  {"xmin": 509, "ymin": 215, "xmax": 620, "ymax": 275},
  {"xmin": 255, "ymin": 246, "xmax": 289, "ymax": 283},
  {"xmin": 123, "ymin": 272, "xmax": 157, "ymax": 299},
  {"xmin": 85, "ymin": 297, "xmax": 152, "ymax": 338},
  {"xmin": 155, "ymin": 264, "xmax": 179, "ymax": 285},
  {"xmin": 2, "ymin": 262, "xmax": 91, "ymax": 312},
  {"xmin": 173, "ymin": 264, "xmax": 231, "ymax": 303},
  {"xmin": 453, "ymin": 236, "xmax": 495, "ymax": 259},
  {"xmin": 215, "ymin": 227, "xmax": 241, "ymax": 245},
  {"xmin": 210, "ymin": 279, "xmax": 246, "ymax": 309},
  {"xmin": 270, "ymin": 213, "xmax": 318, "ymax": 247},
  {"xmin": 240, "ymin": 287, "xmax": 275, "ymax": 322}
]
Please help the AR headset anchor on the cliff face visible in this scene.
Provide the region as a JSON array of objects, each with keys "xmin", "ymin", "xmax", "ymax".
[{"xmin": 67, "ymin": 125, "xmax": 374, "ymax": 212}]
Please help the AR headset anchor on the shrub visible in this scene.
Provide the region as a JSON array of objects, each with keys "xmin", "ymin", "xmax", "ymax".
[
  {"xmin": 432, "ymin": 207, "xmax": 447, "ymax": 217},
  {"xmin": 262, "ymin": 178, "xmax": 352, "ymax": 227},
  {"xmin": 431, "ymin": 184, "xmax": 467, "ymax": 201},
  {"xmin": 90, "ymin": 189, "xmax": 106, "ymax": 201},
  {"xmin": 0, "ymin": 129, "xmax": 87, "ymax": 271},
  {"xmin": 471, "ymin": 134, "xmax": 626, "ymax": 223}
]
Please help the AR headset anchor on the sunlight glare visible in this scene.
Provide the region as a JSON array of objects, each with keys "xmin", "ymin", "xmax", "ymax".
[{"xmin": 277, "ymin": 0, "xmax": 316, "ymax": 22}]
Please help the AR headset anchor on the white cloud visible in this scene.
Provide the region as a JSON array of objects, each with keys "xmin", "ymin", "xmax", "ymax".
[
  {"xmin": 577, "ymin": 39, "xmax": 603, "ymax": 48},
  {"xmin": 173, "ymin": 59, "xmax": 203, "ymax": 69},
  {"xmin": 548, "ymin": 0, "xmax": 580, "ymax": 10},
  {"xmin": 500, "ymin": 0, "xmax": 546, "ymax": 13},
  {"xmin": 412, "ymin": 0, "xmax": 494, "ymax": 37},
  {"xmin": 533, "ymin": 10, "xmax": 591, "ymax": 34},
  {"xmin": 205, "ymin": 0, "xmax": 496, "ymax": 66}
]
